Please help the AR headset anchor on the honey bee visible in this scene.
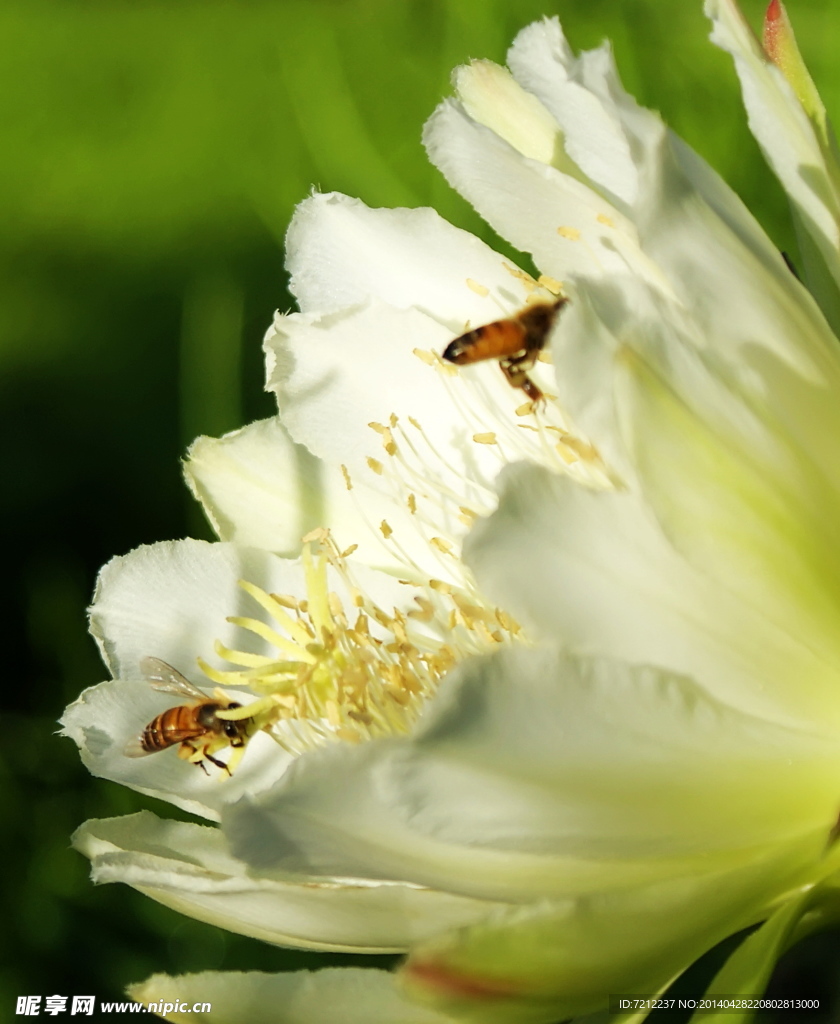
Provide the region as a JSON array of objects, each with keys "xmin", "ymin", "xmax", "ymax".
[
  {"xmin": 442, "ymin": 297, "xmax": 568, "ymax": 403},
  {"xmin": 124, "ymin": 657, "xmax": 249, "ymax": 774}
]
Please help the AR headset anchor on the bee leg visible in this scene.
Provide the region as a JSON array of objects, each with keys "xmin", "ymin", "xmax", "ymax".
[
  {"xmin": 204, "ymin": 750, "xmax": 232, "ymax": 775},
  {"xmin": 499, "ymin": 359, "xmax": 544, "ymax": 403},
  {"xmin": 519, "ymin": 376, "xmax": 545, "ymax": 404},
  {"xmin": 179, "ymin": 741, "xmax": 210, "ymax": 774}
]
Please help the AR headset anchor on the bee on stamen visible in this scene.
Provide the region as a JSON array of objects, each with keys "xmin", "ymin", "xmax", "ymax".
[
  {"xmin": 442, "ymin": 297, "xmax": 568, "ymax": 403},
  {"xmin": 124, "ymin": 657, "xmax": 249, "ymax": 775}
]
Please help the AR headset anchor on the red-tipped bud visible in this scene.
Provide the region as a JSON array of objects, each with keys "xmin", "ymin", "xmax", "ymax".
[
  {"xmin": 762, "ymin": 0, "xmax": 784, "ymax": 65},
  {"xmin": 761, "ymin": 0, "xmax": 826, "ymax": 136}
]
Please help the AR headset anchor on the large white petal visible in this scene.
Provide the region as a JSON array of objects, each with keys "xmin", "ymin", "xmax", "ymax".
[
  {"xmin": 184, "ymin": 417, "xmax": 378, "ymax": 564},
  {"xmin": 423, "ymin": 97, "xmax": 643, "ymax": 287},
  {"xmin": 129, "ymin": 967, "xmax": 456, "ymax": 1024},
  {"xmin": 615, "ymin": 332, "xmax": 840, "ymax": 683},
  {"xmin": 466, "ymin": 463, "xmax": 840, "ymax": 730},
  {"xmin": 555, "ymin": 225, "xmax": 840, "ymax": 500},
  {"xmin": 503, "ymin": 13, "xmax": 799, "ymax": 295},
  {"xmin": 626, "ymin": 117, "xmax": 840, "ymax": 486},
  {"xmin": 285, "ymin": 191, "xmax": 534, "ymax": 328},
  {"xmin": 223, "ymin": 646, "xmax": 840, "ymax": 903},
  {"xmin": 505, "ymin": 19, "xmax": 638, "ymax": 208},
  {"xmin": 74, "ymin": 812, "xmax": 508, "ymax": 952},
  {"xmin": 451, "ymin": 59, "xmax": 572, "ymax": 176},
  {"xmin": 267, "ymin": 301, "xmax": 489, "ymax": 487},
  {"xmin": 88, "ymin": 539, "xmax": 293, "ymax": 680},
  {"xmin": 184, "ymin": 419, "xmax": 318, "ymax": 555},
  {"xmin": 401, "ymin": 832, "xmax": 834, "ymax": 1023},
  {"xmin": 548, "ymin": 265, "xmax": 840, "ymax": 679}
]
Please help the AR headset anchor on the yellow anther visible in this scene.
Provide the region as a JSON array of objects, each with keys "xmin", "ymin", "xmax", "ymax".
[
  {"xmin": 537, "ymin": 275, "xmax": 563, "ymax": 295},
  {"xmin": 336, "ymin": 726, "xmax": 362, "ymax": 743},
  {"xmin": 502, "ymin": 262, "xmax": 536, "ymax": 287},
  {"xmin": 466, "ymin": 278, "xmax": 490, "ymax": 297},
  {"xmin": 328, "ymin": 591, "xmax": 345, "ymax": 621},
  {"xmin": 326, "ymin": 700, "xmax": 342, "ymax": 727},
  {"xmin": 302, "ymin": 526, "xmax": 329, "ymax": 544},
  {"xmin": 408, "ymin": 597, "xmax": 435, "ymax": 622}
]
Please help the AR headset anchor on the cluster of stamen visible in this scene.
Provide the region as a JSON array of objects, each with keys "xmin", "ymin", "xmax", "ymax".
[{"xmin": 198, "ymin": 532, "xmax": 520, "ymax": 761}]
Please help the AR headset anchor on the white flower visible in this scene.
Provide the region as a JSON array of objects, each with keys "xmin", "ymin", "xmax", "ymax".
[
  {"xmin": 225, "ymin": 9, "xmax": 840, "ymax": 1021},
  {"xmin": 66, "ymin": 4, "xmax": 840, "ymax": 1022},
  {"xmin": 62, "ymin": 194, "xmax": 575, "ymax": 976}
]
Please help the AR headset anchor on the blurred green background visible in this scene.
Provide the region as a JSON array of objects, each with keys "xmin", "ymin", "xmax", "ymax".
[{"xmin": 5, "ymin": 0, "xmax": 840, "ymax": 1018}]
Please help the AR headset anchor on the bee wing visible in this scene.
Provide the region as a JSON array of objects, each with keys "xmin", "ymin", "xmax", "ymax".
[
  {"xmin": 123, "ymin": 735, "xmax": 153, "ymax": 758},
  {"xmin": 140, "ymin": 656, "xmax": 206, "ymax": 699}
]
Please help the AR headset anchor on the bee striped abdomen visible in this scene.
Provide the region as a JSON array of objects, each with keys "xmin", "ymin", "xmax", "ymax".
[
  {"xmin": 140, "ymin": 705, "xmax": 212, "ymax": 752},
  {"xmin": 125, "ymin": 659, "xmax": 250, "ymax": 773},
  {"xmin": 441, "ymin": 298, "xmax": 567, "ymax": 404},
  {"xmin": 443, "ymin": 321, "xmax": 527, "ymax": 365}
]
